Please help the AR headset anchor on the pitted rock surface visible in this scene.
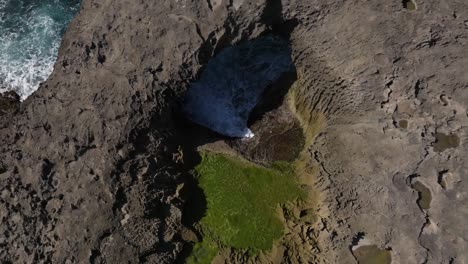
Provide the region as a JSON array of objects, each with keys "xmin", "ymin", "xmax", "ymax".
[{"xmin": 0, "ymin": 0, "xmax": 467, "ymax": 263}]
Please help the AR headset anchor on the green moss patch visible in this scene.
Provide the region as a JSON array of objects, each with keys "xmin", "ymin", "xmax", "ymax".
[
  {"xmin": 195, "ymin": 152, "xmax": 304, "ymax": 252},
  {"xmin": 186, "ymin": 239, "xmax": 219, "ymax": 264}
]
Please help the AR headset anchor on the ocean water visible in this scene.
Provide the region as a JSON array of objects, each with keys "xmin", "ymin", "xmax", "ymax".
[
  {"xmin": 183, "ymin": 36, "xmax": 294, "ymax": 138},
  {"xmin": 0, "ymin": 0, "xmax": 80, "ymax": 100}
]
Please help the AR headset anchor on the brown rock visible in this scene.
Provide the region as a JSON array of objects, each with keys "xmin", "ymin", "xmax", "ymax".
[{"xmin": 0, "ymin": 0, "xmax": 467, "ymax": 263}]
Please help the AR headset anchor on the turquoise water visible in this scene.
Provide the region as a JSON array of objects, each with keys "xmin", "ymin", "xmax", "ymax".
[
  {"xmin": 0, "ymin": 0, "xmax": 80, "ymax": 99},
  {"xmin": 183, "ymin": 36, "xmax": 293, "ymax": 138}
]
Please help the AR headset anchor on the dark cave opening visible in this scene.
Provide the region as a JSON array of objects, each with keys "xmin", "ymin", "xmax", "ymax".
[
  {"xmin": 175, "ymin": 32, "xmax": 307, "ymax": 166},
  {"xmin": 181, "ymin": 35, "xmax": 296, "ymax": 138},
  {"xmin": 170, "ymin": 26, "xmax": 309, "ymax": 262}
]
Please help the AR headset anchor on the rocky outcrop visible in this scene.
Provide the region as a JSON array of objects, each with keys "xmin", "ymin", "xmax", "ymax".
[
  {"xmin": 0, "ymin": 1, "xmax": 287, "ymax": 263},
  {"xmin": 1, "ymin": 0, "xmax": 467, "ymax": 263},
  {"xmin": 0, "ymin": 91, "xmax": 20, "ymax": 117}
]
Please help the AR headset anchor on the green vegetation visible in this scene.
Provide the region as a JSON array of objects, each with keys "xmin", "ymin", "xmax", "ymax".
[
  {"xmin": 186, "ymin": 75, "xmax": 325, "ymax": 263},
  {"xmin": 186, "ymin": 239, "xmax": 219, "ymax": 264},
  {"xmin": 287, "ymin": 78, "xmax": 325, "ymax": 145},
  {"xmin": 194, "ymin": 152, "xmax": 304, "ymax": 256},
  {"xmin": 353, "ymin": 245, "xmax": 392, "ymax": 264}
]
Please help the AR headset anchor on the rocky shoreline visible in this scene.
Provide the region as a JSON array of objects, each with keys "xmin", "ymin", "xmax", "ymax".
[{"xmin": 1, "ymin": 0, "xmax": 467, "ymax": 263}]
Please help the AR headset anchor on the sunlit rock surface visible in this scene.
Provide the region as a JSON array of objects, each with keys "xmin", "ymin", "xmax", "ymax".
[{"xmin": 0, "ymin": 0, "xmax": 467, "ymax": 263}]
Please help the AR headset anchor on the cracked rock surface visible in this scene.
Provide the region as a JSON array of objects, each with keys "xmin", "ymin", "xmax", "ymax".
[{"xmin": 0, "ymin": 0, "xmax": 467, "ymax": 263}]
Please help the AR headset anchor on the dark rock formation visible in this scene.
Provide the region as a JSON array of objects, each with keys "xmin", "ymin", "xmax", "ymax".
[
  {"xmin": 1, "ymin": 0, "xmax": 467, "ymax": 263},
  {"xmin": 0, "ymin": 91, "xmax": 20, "ymax": 116}
]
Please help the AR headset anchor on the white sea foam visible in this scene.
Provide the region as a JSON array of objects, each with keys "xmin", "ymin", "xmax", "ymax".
[
  {"xmin": 0, "ymin": 0, "xmax": 80, "ymax": 100},
  {"xmin": 0, "ymin": 17, "xmax": 57, "ymax": 99},
  {"xmin": 183, "ymin": 37, "xmax": 293, "ymax": 138}
]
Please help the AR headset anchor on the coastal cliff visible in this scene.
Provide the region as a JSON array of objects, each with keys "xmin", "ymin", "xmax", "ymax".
[{"xmin": 1, "ymin": 0, "xmax": 467, "ymax": 263}]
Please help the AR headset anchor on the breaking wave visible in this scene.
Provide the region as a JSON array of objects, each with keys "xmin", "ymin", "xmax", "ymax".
[{"xmin": 0, "ymin": 0, "xmax": 80, "ymax": 100}]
